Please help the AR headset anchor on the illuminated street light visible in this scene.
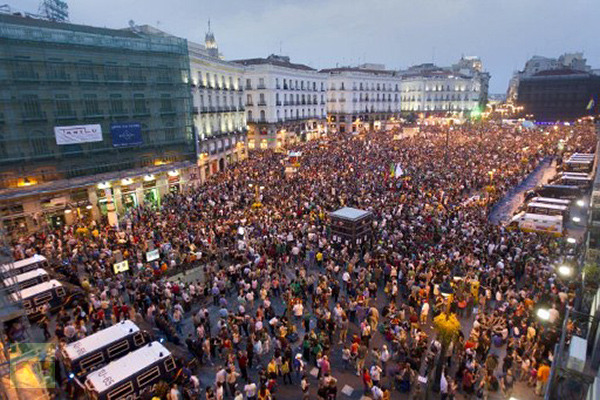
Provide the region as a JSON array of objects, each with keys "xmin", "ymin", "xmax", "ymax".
[
  {"xmin": 558, "ymin": 265, "xmax": 573, "ymax": 277},
  {"xmin": 577, "ymin": 199, "xmax": 585, "ymax": 207},
  {"xmin": 537, "ymin": 308, "xmax": 551, "ymax": 321},
  {"xmin": 567, "ymin": 237, "xmax": 577, "ymax": 244},
  {"xmin": 572, "ymin": 216, "xmax": 581, "ymax": 223}
]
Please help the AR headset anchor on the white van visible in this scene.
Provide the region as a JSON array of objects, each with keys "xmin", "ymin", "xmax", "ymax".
[{"xmin": 508, "ymin": 212, "xmax": 563, "ymax": 236}]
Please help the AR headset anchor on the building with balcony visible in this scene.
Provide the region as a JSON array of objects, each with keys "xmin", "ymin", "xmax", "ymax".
[
  {"xmin": 320, "ymin": 64, "xmax": 402, "ymax": 133},
  {"xmin": 0, "ymin": 14, "xmax": 196, "ymax": 236},
  {"xmin": 233, "ymin": 55, "xmax": 327, "ymax": 150},
  {"xmin": 400, "ymin": 56, "xmax": 490, "ymax": 116},
  {"xmin": 188, "ymin": 26, "xmax": 247, "ymax": 181}
]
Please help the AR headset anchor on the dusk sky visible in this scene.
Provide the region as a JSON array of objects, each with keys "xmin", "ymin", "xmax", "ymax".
[{"xmin": 18, "ymin": 0, "xmax": 600, "ymax": 93}]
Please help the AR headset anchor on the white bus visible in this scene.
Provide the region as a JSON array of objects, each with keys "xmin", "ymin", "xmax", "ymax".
[
  {"xmin": 526, "ymin": 202, "xmax": 570, "ymax": 219},
  {"xmin": 508, "ymin": 212, "xmax": 563, "ymax": 236},
  {"xmin": 562, "ymin": 171, "xmax": 591, "ymax": 176},
  {"xmin": 84, "ymin": 342, "xmax": 177, "ymax": 400},
  {"xmin": 529, "ymin": 197, "xmax": 571, "ymax": 207},
  {"xmin": 557, "ymin": 174, "xmax": 593, "ymax": 188},
  {"xmin": 0, "ymin": 255, "xmax": 49, "ymax": 277},
  {"xmin": 563, "ymin": 159, "xmax": 593, "ymax": 173},
  {"xmin": 61, "ymin": 320, "xmax": 150, "ymax": 377},
  {"xmin": 3, "ymin": 268, "xmax": 50, "ymax": 292},
  {"xmin": 10, "ymin": 279, "xmax": 82, "ymax": 320}
]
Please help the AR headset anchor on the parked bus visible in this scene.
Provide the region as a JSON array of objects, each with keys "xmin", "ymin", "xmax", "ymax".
[
  {"xmin": 11, "ymin": 279, "xmax": 82, "ymax": 320},
  {"xmin": 529, "ymin": 197, "xmax": 571, "ymax": 207},
  {"xmin": 61, "ymin": 320, "xmax": 151, "ymax": 377},
  {"xmin": 3, "ymin": 269, "xmax": 50, "ymax": 292},
  {"xmin": 0, "ymin": 255, "xmax": 49, "ymax": 277},
  {"xmin": 84, "ymin": 341, "xmax": 177, "ymax": 400},
  {"xmin": 563, "ymin": 157, "xmax": 594, "ymax": 172},
  {"xmin": 507, "ymin": 212, "xmax": 563, "ymax": 236},
  {"xmin": 526, "ymin": 202, "xmax": 569, "ymax": 219},
  {"xmin": 555, "ymin": 174, "xmax": 593, "ymax": 189},
  {"xmin": 527, "ymin": 184, "xmax": 583, "ymax": 200}
]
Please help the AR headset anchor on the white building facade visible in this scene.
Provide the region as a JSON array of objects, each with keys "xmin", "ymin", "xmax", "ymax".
[
  {"xmin": 188, "ymin": 32, "xmax": 247, "ymax": 181},
  {"xmin": 321, "ymin": 64, "xmax": 402, "ymax": 133},
  {"xmin": 400, "ymin": 57, "xmax": 490, "ymax": 115},
  {"xmin": 234, "ymin": 55, "xmax": 327, "ymax": 150}
]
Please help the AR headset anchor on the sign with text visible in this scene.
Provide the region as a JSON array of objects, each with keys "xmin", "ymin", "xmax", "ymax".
[
  {"xmin": 113, "ymin": 260, "xmax": 129, "ymax": 274},
  {"xmin": 146, "ymin": 249, "xmax": 160, "ymax": 262},
  {"xmin": 111, "ymin": 122, "xmax": 143, "ymax": 148},
  {"xmin": 54, "ymin": 124, "xmax": 102, "ymax": 145}
]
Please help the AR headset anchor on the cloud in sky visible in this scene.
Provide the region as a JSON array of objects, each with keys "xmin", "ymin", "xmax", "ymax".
[{"xmin": 16, "ymin": 0, "xmax": 600, "ymax": 93}]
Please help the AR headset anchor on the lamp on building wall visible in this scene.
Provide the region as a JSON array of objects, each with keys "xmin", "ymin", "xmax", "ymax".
[
  {"xmin": 144, "ymin": 175, "xmax": 155, "ymax": 182},
  {"xmin": 168, "ymin": 170, "xmax": 179, "ymax": 177}
]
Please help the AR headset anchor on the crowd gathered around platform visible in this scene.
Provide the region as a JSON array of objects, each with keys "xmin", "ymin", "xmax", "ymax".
[{"xmin": 7, "ymin": 122, "xmax": 598, "ymax": 400}]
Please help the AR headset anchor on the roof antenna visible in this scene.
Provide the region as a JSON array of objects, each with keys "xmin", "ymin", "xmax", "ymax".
[
  {"xmin": 279, "ymin": 41, "xmax": 282, "ymax": 55},
  {"xmin": 208, "ymin": 18, "xmax": 211, "ymax": 33}
]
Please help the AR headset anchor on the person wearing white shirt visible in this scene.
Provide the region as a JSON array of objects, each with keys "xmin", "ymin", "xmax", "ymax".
[
  {"xmin": 293, "ymin": 302, "xmax": 304, "ymax": 318},
  {"xmin": 244, "ymin": 382, "xmax": 257, "ymax": 400},
  {"xmin": 371, "ymin": 385, "xmax": 383, "ymax": 400}
]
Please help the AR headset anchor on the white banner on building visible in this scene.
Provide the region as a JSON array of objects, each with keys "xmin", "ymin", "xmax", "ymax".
[{"xmin": 54, "ymin": 124, "xmax": 103, "ymax": 145}]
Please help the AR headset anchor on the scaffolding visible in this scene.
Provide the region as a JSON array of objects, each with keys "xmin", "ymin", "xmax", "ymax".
[{"xmin": 0, "ymin": 13, "xmax": 195, "ymax": 189}]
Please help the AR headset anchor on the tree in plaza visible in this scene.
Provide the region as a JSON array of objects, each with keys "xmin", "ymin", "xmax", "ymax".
[{"xmin": 432, "ymin": 310, "xmax": 461, "ymax": 392}]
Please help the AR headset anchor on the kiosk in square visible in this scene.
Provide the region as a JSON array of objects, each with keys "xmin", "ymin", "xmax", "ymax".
[{"xmin": 329, "ymin": 207, "xmax": 373, "ymax": 248}]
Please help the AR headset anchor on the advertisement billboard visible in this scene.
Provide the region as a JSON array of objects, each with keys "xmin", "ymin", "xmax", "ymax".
[
  {"xmin": 54, "ymin": 124, "xmax": 103, "ymax": 145},
  {"xmin": 111, "ymin": 122, "xmax": 143, "ymax": 148}
]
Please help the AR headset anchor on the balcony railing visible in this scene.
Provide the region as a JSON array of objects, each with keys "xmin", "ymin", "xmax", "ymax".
[
  {"xmin": 276, "ymin": 101, "xmax": 282, "ymax": 106},
  {"xmin": 257, "ymin": 101, "xmax": 267, "ymax": 106},
  {"xmin": 245, "ymin": 85, "xmax": 252, "ymax": 90},
  {"xmin": 257, "ymin": 84, "xmax": 266, "ymax": 89}
]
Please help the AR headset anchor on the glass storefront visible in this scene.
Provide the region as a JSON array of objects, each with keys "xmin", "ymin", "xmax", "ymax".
[
  {"xmin": 96, "ymin": 188, "xmax": 113, "ymax": 216},
  {"xmin": 168, "ymin": 176, "xmax": 180, "ymax": 194},
  {"xmin": 122, "ymin": 192, "xmax": 138, "ymax": 211},
  {"xmin": 144, "ymin": 188, "xmax": 159, "ymax": 208}
]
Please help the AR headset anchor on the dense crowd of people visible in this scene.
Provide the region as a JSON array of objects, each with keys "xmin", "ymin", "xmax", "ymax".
[{"xmin": 8, "ymin": 122, "xmax": 597, "ymax": 400}]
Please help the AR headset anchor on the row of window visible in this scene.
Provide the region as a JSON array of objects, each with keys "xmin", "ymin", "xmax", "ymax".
[
  {"xmin": 195, "ymin": 71, "xmax": 241, "ymax": 91},
  {"xmin": 196, "ymin": 94, "xmax": 243, "ymax": 108},
  {"xmin": 18, "ymin": 94, "xmax": 178, "ymax": 120},
  {"xmin": 12, "ymin": 57, "xmax": 181, "ymax": 85},
  {"xmin": 402, "ymin": 94, "xmax": 476, "ymax": 102},
  {"xmin": 247, "ymin": 108, "xmax": 325, "ymax": 122},
  {"xmin": 403, "ymin": 85, "xmax": 479, "ymax": 93},
  {"xmin": 402, "ymin": 105, "xmax": 475, "ymax": 111},
  {"xmin": 246, "ymin": 77, "xmax": 325, "ymax": 91},
  {"xmin": 330, "ymin": 94, "xmax": 400, "ymax": 102},
  {"xmin": 330, "ymin": 82, "xmax": 400, "ymax": 91},
  {"xmin": 245, "ymin": 93, "xmax": 325, "ymax": 106}
]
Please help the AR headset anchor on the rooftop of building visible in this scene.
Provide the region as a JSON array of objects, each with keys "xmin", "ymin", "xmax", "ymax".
[
  {"xmin": 0, "ymin": 12, "xmax": 139, "ymax": 38},
  {"xmin": 233, "ymin": 54, "xmax": 315, "ymax": 71},
  {"xmin": 330, "ymin": 207, "xmax": 372, "ymax": 221},
  {"xmin": 319, "ymin": 65, "xmax": 398, "ymax": 76}
]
